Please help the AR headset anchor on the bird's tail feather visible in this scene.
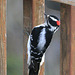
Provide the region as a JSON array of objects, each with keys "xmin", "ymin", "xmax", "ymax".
[{"xmin": 29, "ymin": 60, "xmax": 40, "ymax": 75}]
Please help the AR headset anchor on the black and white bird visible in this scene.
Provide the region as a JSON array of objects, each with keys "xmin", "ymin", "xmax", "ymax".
[{"xmin": 27, "ymin": 14, "xmax": 60, "ymax": 75}]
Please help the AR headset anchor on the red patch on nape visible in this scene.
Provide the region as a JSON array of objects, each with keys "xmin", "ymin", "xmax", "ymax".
[{"xmin": 57, "ymin": 21, "xmax": 60, "ymax": 26}]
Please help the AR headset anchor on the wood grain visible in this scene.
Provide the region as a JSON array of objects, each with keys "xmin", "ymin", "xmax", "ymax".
[
  {"xmin": 23, "ymin": 0, "xmax": 45, "ymax": 75},
  {"xmin": 51, "ymin": 0, "xmax": 75, "ymax": 6},
  {"xmin": 70, "ymin": 6, "xmax": 75, "ymax": 75},
  {"xmin": 60, "ymin": 4, "xmax": 75, "ymax": 75},
  {"xmin": 32, "ymin": 0, "xmax": 45, "ymax": 75},
  {"xmin": 0, "ymin": 0, "xmax": 7, "ymax": 75},
  {"xmin": 23, "ymin": 0, "xmax": 32, "ymax": 75},
  {"xmin": 60, "ymin": 4, "xmax": 71, "ymax": 75},
  {"xmin": 32, "ymin": 0, "xmax": 45, "ymax": 27}
]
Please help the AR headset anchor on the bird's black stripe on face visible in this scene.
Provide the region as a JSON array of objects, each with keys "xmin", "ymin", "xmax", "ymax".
[
  {"xmin": 47, "ymin": 15, "xmax": 59, "ymax": 27},
  {"xmin": 48, "ymin": 18, "xmax": 57, "ymax": 27}
]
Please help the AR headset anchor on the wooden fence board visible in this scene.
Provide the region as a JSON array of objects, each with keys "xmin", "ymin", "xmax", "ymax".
[
  {"xmin": 32, "ymin": 0, "xmax": 45, "ymax": 75},
  {"xmin": 60, "ymin": 4, "xmax": 71, "ymax": 75},
  {"xmin": 0, "ymin": 0, "xmax": 7, "ymax": 75},
  {"xmin": 23, "ymin": 0, "xmax": 45, "ymax": 75},
  {"xmin": 23, "ymin": 0, "xmax": 32, "ymax": 75},
  {"xmin": 70, "ymin": 6, "xmax": 75, "ymax": 75},
  {"xmin": 60, "ymin": 3, "xmax": 75, "ymax": 75}
]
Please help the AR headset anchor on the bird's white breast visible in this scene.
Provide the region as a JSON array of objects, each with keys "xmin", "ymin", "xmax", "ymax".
[{"xmin": 37, "ymin": 28, "xmax": 46, "ymax": 50}]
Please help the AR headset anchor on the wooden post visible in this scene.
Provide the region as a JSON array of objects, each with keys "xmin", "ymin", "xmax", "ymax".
[
  {"xmin": 23, "ymin": 0, "xmax": 45, "ymax": 75},
  {"xmin": 32, "ymin": 0, "xmax": 45, "ymax": 27},
  {"xmin": 70, "ymin": 6, "xmax": 75, "ymax": 75},
  {"xmin": 0, "ymin": 0, "xmax": 7, "ymax": 75},
  {"xmin": 23, "ymin": 0, "xmax": 32, "ymax": 75},
  {"xmin": 32, "ymin": 0, "xmax": 45, "ymax": 75},
  {"xmin": 60, "ymin": 4, "xmax": 75, "ymax": 75}
]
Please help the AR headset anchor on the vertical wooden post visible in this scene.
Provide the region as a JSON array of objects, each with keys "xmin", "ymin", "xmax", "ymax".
[
  {"xmin": 0, "ymin": 0, "xmax": 7, "ymax": 75},
  {"xmin": 32, "ymin": 0, "xmax": 45, "ymax": 27},
  {"xmin": 60, "ymin": 4, "xmax": 75, "ymax": 75},
  {"xmin": 23, "ymin": 0, "xmax": 45, "ymax": 75},
  {"xmin": 23, "ymin": 0, "xmax": 32, "ymax": 75},
  {"xmin": 70, "ymin": 6, "xmax": 75, "ymax": 75},
  {"xmin": 32, "ymin": 0, "xmax": 45, "ymax": 75}
]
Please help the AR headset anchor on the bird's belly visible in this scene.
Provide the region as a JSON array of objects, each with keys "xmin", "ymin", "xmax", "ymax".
[{"xmin": 37, "ymin": 40, "xmax": 46, "ymax": 50}]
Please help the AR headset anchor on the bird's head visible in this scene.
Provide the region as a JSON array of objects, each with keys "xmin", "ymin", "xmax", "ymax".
[
  {"xmin": 44, "ymin": 14, "xmax": 60, "ymax": 27},
  {"xmin": 44, "ymin": 14, "xmax": 60, "ymax": 32},
  {"xmin": 48, "ymin": 15, "xmax": 60, "ymax": 27}
]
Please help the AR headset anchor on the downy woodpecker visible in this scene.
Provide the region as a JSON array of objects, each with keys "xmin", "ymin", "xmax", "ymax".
[{"xmin": 27, "ymin": 14, "xmax": 60, "ymax": 75}]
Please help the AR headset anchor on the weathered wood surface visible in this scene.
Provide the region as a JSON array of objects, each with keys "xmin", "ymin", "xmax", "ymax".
[
  {"xmin": 0, "ymin": 0, "xmax": 7, "ymax": 75},
  {"xmin": 32, "ymin": 0, "xmax": 45, "ymax": 75},
  {"xmin": 60, "ymin": 4, "xmax": 75, "ymax": 75},
  {"xmin": 70, "ymin": 6, "xmax": 75, "ymax": 75},
  {"xmin": 23, "ymin": 0, "xmax": 45, "ymax": 75},
  {"xmin": 32, "ymin": 0, "xmax": 45, "ymax": 27},
  {"xmin": 51, "ymin": 0, "xmax": 75, "ymax": 6},
  {"xmin": 60, "ymin": 4, "xmax": 71, "ymax": 75},
  {"xmin": 23, "ymin": 0, "xmax": 32, "ymax": 75}
]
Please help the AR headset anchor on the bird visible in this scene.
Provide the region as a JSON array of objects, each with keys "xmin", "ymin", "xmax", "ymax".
[{"xmin": 27, "ymin": 14, "xmax": 60, "ymax": 75}]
